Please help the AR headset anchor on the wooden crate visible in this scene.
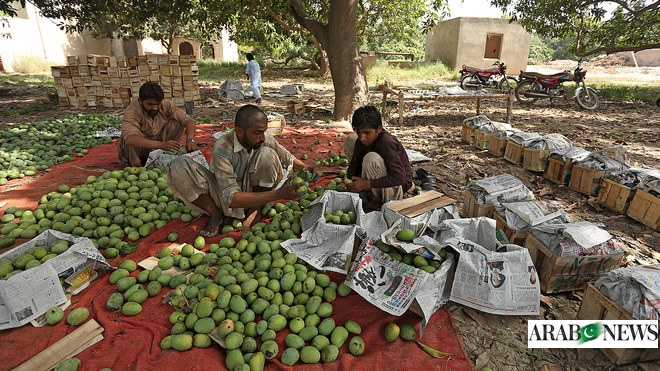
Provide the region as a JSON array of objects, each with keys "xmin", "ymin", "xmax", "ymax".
[
  {"xmin": 386, "ymin": 190, "xmax": 456, "ymax": 218},
  {"xmin": 462, "ymin": 187, "xmax": 495, "ymax": 218},
  {"xmin": 504, "ymin": 141, "xmax": 524, "ymax": 165},
  {"xmin": 627, "ymin": 189, "xmax": 660, "ymax": 231},
  {"xmin": 461, "ymin": 125, "xmax": 475, "ymax": 144},
  {"xmin": 487, "ymin": 135, "xmax": 507, "ymax": 157},
  {"xmin": 523, "ymin": 148, "xmax": 552, "ymax": 172},
  {"xmin": 493, "ymin": 212, "xmax": 527, "ymax": 246},
  {"xmin": 569, "ymin": 165, "xmax": 606, "ymax": 195},
  {"xmin": 543, "ymin": 157, "xmax": 572, "ymax": 185},
  {"xmin": 577, "ymin": 284, "xmax": 660, "ymax": 365},
  {"xmin": 524, "ymin": 234, "xmax": 623, "ymax": 294},
  {"xmin": 597, "ymin": 178, "xmax": 635, "ymax": 214},
  {"xmin": 473, "ymin": 129, "xmax": 489, "ymax": 150}
]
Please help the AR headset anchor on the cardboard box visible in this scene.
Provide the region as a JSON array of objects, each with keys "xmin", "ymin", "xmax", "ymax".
[
  {"xmin": 486, "ymin": 134, "xmax": 507, "ymax": 157},
  {"xmin": 386, "ymin": 190, "xmax": 456, "ymax": 218},
  {"xmin": 523, "ymin": 148, "xmax": 552, "ymax": 172},
  {"xmin": 493, "ymin": 212, "xmax": 527, "ymax": 246},
  {"xmin": 524, "ymin": 234, "xmax": 623, "ymax": 294},
  {"xmin": 577, "ymin": 284, "xmax": 660, "ymax": 365},
  {"xmin": 543, "ymin": 157, "xmax": 572, "ymax": 185},
  {"xmin": 461, "ymin": 125, "xmax": 475, "ymax": 144},
  {"xmin": 626, "ymin": 189, "xmax": 660, "ymax": 231},
  {"xmin": 287, "ymin": 101, "xmax": 306, "ymax": 115},
  {"xmin": 462, "ymin": 187, "xmax": 495, "ymax": 218},
  {"xmin": 504, "ymin": 141, "xmax": 524, "ymax": 165},
  {"xmin": 569, "ymin": 165, "xmax": 606, "ymax": 195},
  {"xmin": 597, "ymin": 178, "xmax": 635, "ymax": 214}
]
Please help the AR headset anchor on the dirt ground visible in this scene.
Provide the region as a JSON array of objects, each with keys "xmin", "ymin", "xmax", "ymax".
[{"xmin": 1, "ymin": 67, "xmax": 659, "ymax": 370}]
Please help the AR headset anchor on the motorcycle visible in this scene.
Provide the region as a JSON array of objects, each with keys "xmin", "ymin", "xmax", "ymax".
[
  {"xmin": 459, "ymin": 61, "xmax": 518, "ymax": 90},
  {"xmin": 515, "ymin": 59, "xmax": 599, "ymax": 110}
]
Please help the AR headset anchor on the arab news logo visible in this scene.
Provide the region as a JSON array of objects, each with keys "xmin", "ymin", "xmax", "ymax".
[{"xmin": 577, "ymin": 322, "xmax": 603, "ymax": 345}]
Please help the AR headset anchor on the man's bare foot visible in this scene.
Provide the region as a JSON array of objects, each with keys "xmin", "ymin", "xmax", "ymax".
[
  {"xmin": 200, "ymin": 212, "xmax": 223, "ymax": 237},
  {"xmin": 255, "ymin": 98, "xmax": 262, "ymax": 103}
]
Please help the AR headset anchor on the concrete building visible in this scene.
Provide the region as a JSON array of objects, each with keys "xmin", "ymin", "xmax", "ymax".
[
  {"xmin": 425, "ymin": 17, "xmax": 531, "ymax": 74},
  {"xmin": 0, "ymin": 2, "xmax": 238, "ymax": 72}
]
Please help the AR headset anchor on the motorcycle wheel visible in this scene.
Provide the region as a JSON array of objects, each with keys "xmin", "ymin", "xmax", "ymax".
[
  {"xmin": 515, "ymin": 80, "xmax": 539, "ymax": 105},
  {"xmin": 499, "ymin": 76, "xmax": 518, "ymax": 90},
  {"xmin": 656, "ymin": 97, "xmax": 659, "ymax": 107},
  {"xmin": 460, "ymin": 75, "xmax": 479, "ymax": 90},
  {"xmin": 575, "ymin": 87, "xmax": 600, "ymax": 110}
]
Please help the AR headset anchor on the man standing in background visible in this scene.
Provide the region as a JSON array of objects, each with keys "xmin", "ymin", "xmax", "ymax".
[{"xmin": 245, "ymin": 53, "xmax": 262, "ymax": 103}]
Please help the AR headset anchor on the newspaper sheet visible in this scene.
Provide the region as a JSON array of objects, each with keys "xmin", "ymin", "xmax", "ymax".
[
  {"xmin": 0, "ymin": 230, "xmax": 109, "ymax": 329},
  {"xmin": 595, "ymin": 265, "xmax": 660, "ymax": 320},
  {"xmin": 530, "ymin": 222, "xmax": 622, "ymax": 257},
  {"xmin": 468, "ymin": 174, "xmax": 535, "ymax": 206},
  {"xmin": 428, "ymin": 217, "xmax": 499, "ymax": 252},
  {"xmin": 463, "ymin": 115, "xmax": 491, "ymax": 128},
  {"xmin": 497, "ymin": 200, "xmax": 569, "ymax": 230},
  {"xmin": 548, "ymin": 146, "xmax": 591, "ymax": 163},
  {"xmin": 405, "ymin": 149, "xmax": 432, "ymax": 164},
  {"xmin": 447, "ymin": 238, "xmax": 540, "ymax": 315},
  {"xmin": 509, "ymin": 132, "xmax": 542, "ymax": 146},
  {"xmin": 144, "ymin": 149, "xmax": 209, "ymax": 169},
  {"xmin": 95, "ymin": 127, "xmax": 121, "ymax": 137},
  {"xmin": 281, "ymin": 191, "xmax": 387, "ymax": 273},
  {"xmin": 211, "ymin": 130, "xmax": 232, "ymax": 140},
  {"xmin": 345, "ymin": 238, "xmax": 432, "ymax": 316}
]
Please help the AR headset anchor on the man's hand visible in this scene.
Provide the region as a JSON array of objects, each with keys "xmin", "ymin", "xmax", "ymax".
[
  {"xmin": 346, "ymin": 177, "xmax": 370, "ymax": 193},
  {"xmin": 161, "ymin": 140, "xmax": 181, "ymax": 152},
  {"xmin": 275, "ymin": 182, "xmax": 299, "ymax": 201},
  {"xmin": 185, "ymin": 140, "xmax": 199, "ymax": 152}
]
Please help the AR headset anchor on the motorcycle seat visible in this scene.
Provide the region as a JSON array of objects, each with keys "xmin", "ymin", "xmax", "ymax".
[
  {"xmin": 463, "ymin": 65, "xmax": 500, "ymax": 74},
  {"xmin": 520, "ymin": 70, "xmax": 574, "ymax": 80}
]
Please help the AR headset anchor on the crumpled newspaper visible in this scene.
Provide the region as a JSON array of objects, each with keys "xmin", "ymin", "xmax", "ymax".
[
  {"xmin": 467, "ymin": 174, "xmax": 535, "ymax": 206},
  {"xmin": 604, "ymin": 167, "xmax": 660, "ymax": 189},
  {"xmin": 639, "ymin": 176, "xmax": 660, "ymax": 196},
  {"xmin": 594, "ymin": 265, "xmax": 660, "ymax": 320},
  {"xmin": 509, "ymin": 132, "xmax": 542, "ymax": 146},
  {"xmin": 527, "ymin": 133, "xmax": 572, "ymax": 151},
  {"xmin": 597, "ymin": 144, "xmax": 630, "ymax": 166},
  {"xmin": 530, "ymin": 221, "xmax": 622, "ymax": 257},
  {"xmin": 463, "ymin": 115, "xmax": 491, "ymax": 128},
  {"xmin": 574, "ymin": 153, "xmax": 629, "ymax": 172},
  {"xmin": 494, "ymin": 200, "xmax": 571, "ymax": 231},
  {"xmin": 548, "ymin": 146, "xmax": 591, "ymax": 163}
]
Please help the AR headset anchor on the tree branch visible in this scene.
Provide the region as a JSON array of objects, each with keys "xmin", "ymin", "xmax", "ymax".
[{"xmin": 288, "ymin": 0, "xmax": 329, "ymax": 47}]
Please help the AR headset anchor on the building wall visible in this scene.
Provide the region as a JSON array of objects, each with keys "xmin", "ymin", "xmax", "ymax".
[
  {"xmin": 0, "ymin": 2, "xmax": 239, "ymax": 72},
  {"xmin": 632, "ymin": 49, "xmax": 660, "ymax": 67},
  {"xmin": 426, "ymin": 17, "xmax": 531, "ymax": 73},
  {"xmin": 425, "ymin": 18, "xmax": 461, "ymax": 66}
]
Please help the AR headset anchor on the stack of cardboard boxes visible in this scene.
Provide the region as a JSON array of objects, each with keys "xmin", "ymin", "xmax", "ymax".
[{"xmin": 51, "ymin": 54, "xmax": 200, "ymax": 108}]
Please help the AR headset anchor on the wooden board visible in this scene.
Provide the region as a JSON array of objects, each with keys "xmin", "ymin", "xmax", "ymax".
[
  {"xmin": 577, "ymin": 284, "xmax": 660, "ymax": 365},
  {"xmin": 14, "ymin": 320, "xmax": 104, "ymax": 371},
  {"xmin": 487, "ymin": 135, "xmax": 507, "ymax": 157},
  {"xmin": 543, "ymin": 157, "xmax": 572, "ymax": 185},
  {"xmin": 461, "ymin": 125, "xmax": 475, "ymax": 145},
  {"xmin": 386, "ymin": 190, "xmax": 456, "ymax": 218},
  {"xmin": 627, "ymin": 189, "xmax": 660, "ymax": 231},
  {"xmin": 473, "ymin": 129, "xmax": 489, "ymax": 150},
  {"xmin": 524, "ymin": 234, "xmax": 623, "ymax": 294},
  {"xmin": 503, "ymin": 141, "xmax": 524, "ymax": 165},
  {"xmin": 597, "ymin": 178, "xmax": 635, "ymax": 214},
  {"xmin": 523, "ymin": 148, "xmax": 551, "ymax": 172},
  {"xmin": 569, "ymin": 165, "xmax": 606, "ymax": 196},
  {"xmin": 462, "ymin": 187, "xmax": 495, "ymax": 218},
  {"xmin": 493, "ymin": 212, "xmax": 528, "ymax": 246}
]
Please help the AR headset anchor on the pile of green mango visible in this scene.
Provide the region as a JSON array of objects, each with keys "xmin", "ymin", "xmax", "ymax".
[
  {"xmin": 0, "ymin": 239, "xmax": 71, "ymax": 280},
  {"xmin": 324, "ymin": 210, "xmax": 357, "ymax": 225},
  {"xmin": 0, "ymin": 167, "xmax": 191, "ymax": 254},
  {"xmin": 0, "ymin": 114, "xmax": 121, "ymax": 185},
  {"xmin": 314, "ymin": 152, "xmax": 348, "ymax": 166},
  {"xmin": 375, "ymin": 240, "xmax": 446, "ymax": 274},
  {"xmin": 385, "ymin": 322, "xmax": 417, "ymax": 342}
]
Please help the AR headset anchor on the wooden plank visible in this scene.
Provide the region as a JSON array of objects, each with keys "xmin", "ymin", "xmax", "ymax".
[
  {"xmin": 503, "ymin": 141, "xmax": 524, "ymax": 164},
  {"xmin": 398, "ymin": 196, "xmax": 456, "ymax": 217},
  {"xmin": 386, "ymin": 190, "xmax": 444, "ymax": 213},
  {"xmin": 487, "ymin": 135, "xmax": 507, "ymax": 157},
  {"xmin": 14, "ymin": 320, "xmax": 104, "ymax": 371},
  {"xmin": 461, "ymin": 125, "xmax": 474, "ymax": 144}
]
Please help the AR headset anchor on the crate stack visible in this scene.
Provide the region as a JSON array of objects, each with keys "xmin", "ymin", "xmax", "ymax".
[{"xmin": 51, "ymin": 54, "xmax": 200, "ymax": 108}]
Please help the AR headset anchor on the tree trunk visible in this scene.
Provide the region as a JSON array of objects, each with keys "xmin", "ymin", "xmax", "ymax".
[
  {"xmin": 325, "ymin": 0, "xmax": 368, "ymax": 120},
  {"xmin": 289, "ymin": 0, "xmax": 367, "ymax": 120}
]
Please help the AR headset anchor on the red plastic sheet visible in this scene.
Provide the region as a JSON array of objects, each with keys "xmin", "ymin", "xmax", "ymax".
[{"xmin": 0, "ymin": 123, "xmax": 472, "ymax": 370}]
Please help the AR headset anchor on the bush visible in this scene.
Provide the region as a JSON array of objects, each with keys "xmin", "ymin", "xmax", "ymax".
[{"xmin": 11, "ymin": 53, "xmax": 53, "ymax": 73}]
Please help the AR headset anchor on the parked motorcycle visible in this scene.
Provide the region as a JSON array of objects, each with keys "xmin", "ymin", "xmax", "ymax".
[
  {"xmin": 459, "ymin": 61, "xmax": 518, "ymax": 90},
  {"xmin": 515, "ymin": 59, "xmax": 599, "ymax": 110}
]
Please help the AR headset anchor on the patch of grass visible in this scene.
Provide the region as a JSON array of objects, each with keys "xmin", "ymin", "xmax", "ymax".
[
  {"xmin": 0, "ymin": 100, "xmax": 59, "ymax": 117},
  {"xmin": 366, "ymin": 61, "xmax": 459, "ymax": 88},
  {"xmin": 0, "ymin": 73, "xmax": 54, "ymax": 87},
  {"xmin": 197, "ymin": 59, "xmax": 246, "ymax": 83},
  {"xmin": 590, "ymin": 83, "xmax": 659, "ymax": 104},
  {"xmin": 11, "ymin": 53, "xmax": 53, "ymax": 73}
]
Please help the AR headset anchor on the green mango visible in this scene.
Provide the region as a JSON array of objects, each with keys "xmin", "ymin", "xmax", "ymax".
[
  {"xmin": 121, "ymin": 302, "xmax": 142, "ymax": 316},
  {"xmin": 349, "ymin": 336, "xmax": 365, "ymax": 355},
  {"xmin": 171, "ymin": 333, "xmax": 193, "ymax": 351},
  {"xmin": 385, "ymin": 323, "xmax": 400, "ymax": 342},
  {"xmin": 54, "ymin": 358, "xmax": 81, "ymax": 371},
  {"xmin": 45, "ymin": 306, "xmax": 64, "ymax": 325},
  {"xmin": 300, "ymin": 346, "xmax": 321, "ymax": 364},
  {"xmin": 321, "ymin": 344, "xmax": 339, "ymax": 363},
  {"xmin": 106, "ymin": 293, "xmax": 124, "ymax": 311},
  {"xmin": 281, "ymin": 347, "xmax": 299, "ymax": 366},
  {"xmin": 330, "ymin": 326, "xmax": 348, "ymax": 347},
  {"xmin": 345, "ymin": 320, "xmax": 362, "ymax": 334},
  {"xmin": 66, "ymin": 307, "xmax": 89, "ymax": 326},
  {"xmin": 400, "ymin": 324, "xmax": 417, "ymax": 341},
  {"xmin": 260, "ymin": 340, "xmax": 279, "ymax": 360}
]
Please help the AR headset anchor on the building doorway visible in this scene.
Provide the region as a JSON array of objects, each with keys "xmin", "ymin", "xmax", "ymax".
[{"xmin": 179, "ymin": 42, "xmax": 194, "ymax": 56}]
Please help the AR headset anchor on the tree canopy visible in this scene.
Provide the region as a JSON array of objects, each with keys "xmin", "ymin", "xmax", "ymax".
[{"xmin": 491, "ymin": 0, "xmax": 660, "ymax": 56}]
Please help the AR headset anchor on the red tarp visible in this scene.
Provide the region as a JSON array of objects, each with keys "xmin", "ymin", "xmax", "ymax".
[{"xmin": 0, "ymin": 123, "xmax": 472, "ymax": 371}]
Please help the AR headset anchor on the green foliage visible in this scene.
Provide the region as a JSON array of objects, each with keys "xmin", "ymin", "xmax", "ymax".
[
  {"xmin": 10, "ymin": 53, "xmax": 53, "ymax": 73},
  {"xmin": 0, "ymin": 0, "xmax": 24, "ymax": 17},
  {"xmin": 528, "ymin": 35, "xmax": 583, "ymax": 64},
  {"xmin": 491, "ymin": 0, "xmax": 660, "ymax": 56},
  {"xmin": 365, "ymin": 61, "xmax": 459, "ymax": 87},
  {"xmin": 197, "ymin": 59, "xmax": 245, "ymax": 83},
  {"xmin": 528, "ymin": 34, "xmax": 552, "ymax": 64},
  {"xmin": 359, "ymin": 26, "xmax": 425, "ymax": 61},
  {"xmin": 592, "ymin": 83, "xmax": 659, "ymax": 104},
  {"xmin": 0, "ymin": 73, "xmax": 54, "ymax": 87}
]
